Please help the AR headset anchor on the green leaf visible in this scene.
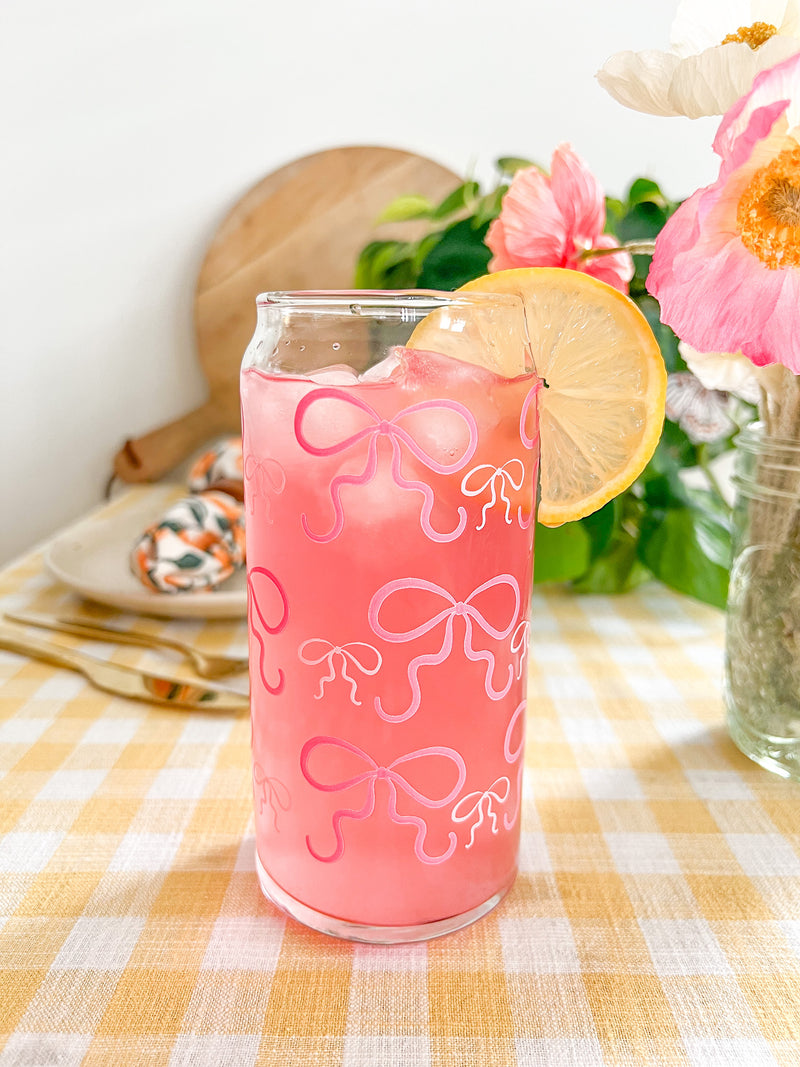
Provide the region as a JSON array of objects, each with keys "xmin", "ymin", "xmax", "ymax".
[
  {"xmin": 616, "ymin": 201, "xmax": 669, "ymax": 243},
  {"xmin": 573, "ymin": 527, "xmax": 652, "ymax": 594},
  {"xmin": 639, "ymin": 507, "xmax": 729, "ymax": 608},
  {"xmin": 685, "ymin": 483, "xmax": 732, "ymax": 530},
  {"xmin": 472, "ymin": 186, "xmax": 507, "ymax": 228},
  {"xmin": 642, "ymin": 467, "xmax": 688, "ymax": 510},
  {"xmin": 627, "ymin": 177, "xmax": 668, "ymax": 209},
  {"xmin": 374, "ymin": 194, "xmax": 433, "ymax": 225},
  {"xmin": 648, "ymin": 418, "xmax": 700, "ymax": 476},
  {"xmin": 692, "ymin": 508, "xmax": 732, "ymax": 569},
  {"xmin": 633, "ymin": 295, "xmax": 682, "ymax": 371},
  {"xmin": 573, "ymin": 495, "xmax": 651, "ymax": 594},
  {"xmin": 353, "ymin": 240, "xmax": 419, "ymax": 289},
  {"xmin": 579, "ymin": 499, "xmax": 617, "ymax": 560},
  {"xmin": 496, "ymin": 156, "xmax": 536, "ymax": 176},
  {"xmin": 431, "ymin": 181, "xmax": 480, "ymax": 221},
  {"xmin": 605, "ymin": 197, "xmax": 626, "ymax": 232},
  {"xmin": 533, "ymin": 521, "xmax": 592, "ymax": 585},
  {"xmin": 417, "ymin": 218, "xmax": 492, "ymax": 290},
  {"xmin": 411, "ymin": 232, "xmax": 444, "ymax": 275}
]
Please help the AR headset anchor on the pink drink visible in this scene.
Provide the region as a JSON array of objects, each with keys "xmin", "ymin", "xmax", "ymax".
[{"xmin": 242, "ymin": 299, "xmax": 538, "ymax": 940}]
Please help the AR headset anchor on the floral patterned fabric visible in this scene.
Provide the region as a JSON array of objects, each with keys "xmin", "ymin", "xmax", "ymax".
[
  {"xmin": 188, "ymin": 437, "xmax": 244, "ymax": 501},
  {"xmin": 130, "ymin": 490, "xmax": 245, "ymax": 594}
]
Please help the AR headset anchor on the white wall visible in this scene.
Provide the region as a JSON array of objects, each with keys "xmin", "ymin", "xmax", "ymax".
[{"xmin": 1, "ymin": 0, "xmax": 717, "ymax": 565}]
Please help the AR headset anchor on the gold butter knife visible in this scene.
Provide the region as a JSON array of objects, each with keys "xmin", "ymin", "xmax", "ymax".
[
  {"xmin": 5, "ymin": 612, "xmax": 248, "ymax": 679},
  {"xmin": 0, "ymin": 623, "xmax": 250, "ymax": 712}
]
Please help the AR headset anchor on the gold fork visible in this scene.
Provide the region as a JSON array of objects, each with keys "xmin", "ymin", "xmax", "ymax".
[{"xmin": 4, "ymin": 613, "xmax": 248, "ymax": 680}]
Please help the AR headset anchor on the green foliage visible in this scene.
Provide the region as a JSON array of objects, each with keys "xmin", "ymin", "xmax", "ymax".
[
  {"xmin": 533, "ymin": 521, "xmax": 592, "ymax": 585},
  {"xmin": 354, "ymin": 167, "xmax": 744, "ymax": 609},
  {"xmin": 374, "ymin": 195, "xmax": 435, "ymax": 225},
  {"xmin": 496, "ymin": 156, "xmax": 538, "ymax": 177},
  {"xmin": 418, "ymin": 219, "xmax": 492, "ymax": 290}
]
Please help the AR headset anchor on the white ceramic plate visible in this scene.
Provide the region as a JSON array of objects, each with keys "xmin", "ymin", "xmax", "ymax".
[{"xmin": 44, "ymin": 486, "xmax": 247, "ymax": 619}]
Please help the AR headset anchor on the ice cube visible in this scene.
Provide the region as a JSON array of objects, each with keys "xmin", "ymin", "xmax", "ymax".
[
  {"xmin": 309, "ymin": 364, "xmax": 360, "ymax": 385},
  {"xmin": 359, "ymin": 351, "xmax": 402, "ymax": 382}
]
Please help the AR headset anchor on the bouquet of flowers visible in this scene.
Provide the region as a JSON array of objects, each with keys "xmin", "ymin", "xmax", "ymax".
[
  {"xmin": 601, "ymin": 1, "xmax": 800, "ymax": 771},
  {"xmin": 356, "ymin": 1, "xmax": 800, "ymax": 617}
]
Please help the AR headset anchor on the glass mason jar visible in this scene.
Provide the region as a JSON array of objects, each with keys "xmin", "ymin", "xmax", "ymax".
[
  {"xmin": 240, "ymin": 291, "xmax": 540, "ymax": 942},
  {"xmin": 726, "ymin": 422, "xmax": 800, "ymax": 780}
]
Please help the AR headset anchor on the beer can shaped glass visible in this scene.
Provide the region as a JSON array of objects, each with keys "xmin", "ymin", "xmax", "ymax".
[{"xmin": 241, "ymin": 291, "xmax": 539, "ymax": 942}]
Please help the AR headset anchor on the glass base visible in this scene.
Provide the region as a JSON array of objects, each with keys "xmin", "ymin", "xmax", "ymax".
[
  {"xmin": 255, "ymin": 851, "xmax": 512, "ymax": 944},
  {"xmin": 727, "ymin": 699, "xmax": 800, "ymax": 782}
]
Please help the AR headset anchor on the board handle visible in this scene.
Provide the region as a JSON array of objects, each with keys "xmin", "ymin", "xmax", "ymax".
[{"xmin": 112, "ymin": 401, "xmax": 238, "ymax": 483}]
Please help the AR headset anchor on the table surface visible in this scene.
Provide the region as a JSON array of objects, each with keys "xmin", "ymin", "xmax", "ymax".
[{"xmin": 2, "ymin": 494, "xmax": 800, "ymax": 1067}]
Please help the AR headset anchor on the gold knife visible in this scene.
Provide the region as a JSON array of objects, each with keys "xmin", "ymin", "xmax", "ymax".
[
  {"xmin": 0, "ymin": 623, "xmax": 250, "ymax": 712},
  {"xmin": 4, "ymin": 611, "xmax": 248, "ymax": 679}
]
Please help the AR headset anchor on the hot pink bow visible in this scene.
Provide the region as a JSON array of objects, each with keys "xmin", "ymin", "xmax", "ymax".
[
  {"xmin": 247, "ymin": 566, "xmax": 289, "ymax": 695},
  {"xmin": 300, "ymin": 735, "xmax": 466, "ymax": 865}
]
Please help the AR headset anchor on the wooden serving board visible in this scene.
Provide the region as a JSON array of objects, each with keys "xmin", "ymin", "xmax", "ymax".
[{"xmin": 112, "ymin": 145, "xmax": 461, "ymax": 483}]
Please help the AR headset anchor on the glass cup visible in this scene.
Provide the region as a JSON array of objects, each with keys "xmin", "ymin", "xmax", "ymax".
[{"xmin": 241, "ymin": 290, "xmax": 539, "ymax": 942}]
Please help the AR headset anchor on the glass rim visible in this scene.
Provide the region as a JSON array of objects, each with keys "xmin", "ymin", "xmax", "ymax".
[{"xmin": 255, "ymin": 288, "xmax": 523, "ymax": 312}]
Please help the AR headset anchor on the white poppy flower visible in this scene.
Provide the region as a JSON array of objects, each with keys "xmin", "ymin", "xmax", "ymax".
[
  {"xmin": 597, "ymin": 0, "xmax": 800, "ymax": 117},
  {"xmin": 679, "ymin": 343, "xmax": 777, "ymax": 403}
]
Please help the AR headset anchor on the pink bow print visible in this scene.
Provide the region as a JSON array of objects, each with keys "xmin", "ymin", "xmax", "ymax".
[
  {"xmin": 253, "ymin": 763, "xmax": 291, "ymax": 832},
  {"xmin": 298, "ymin": 639, "xmax": 382, "ymax": 706},
  {"xmin": 520, "ymin": 381, "xmax": 541, "ymax": 451},
  {"xmin": 294, "ymin": 388, "xmax": 478, "ymax": 543},
  {"xmin": 369, "ymin": 574, "xmax": 521, "ymax": 722},
  {"xmin": 247, "ymin": 566, "xmax": 289, "ymax": 695},
  {"xmin": 244, "ymin": 454, "xmax": 286, "ymax": 519},
  {"xmin": 460, "ymin": 459, "xmax": 530, "ymax": 530},
  {"xmin": 510, "ymin": 619, "xmax": 530, "ymax": 680},
  {"xmin": 503, "ymin": 699, "xmax": 526, "ymax": 830},
  {"xmin": 300, "ymin": 736, "xmax": 467, "ymax": 865},
  {"xmin": 451, "ymin": 776, "xmax": 511, "ymax": 849}
]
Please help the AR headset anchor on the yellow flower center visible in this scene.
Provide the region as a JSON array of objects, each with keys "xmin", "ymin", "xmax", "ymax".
[
  {"xmin": 721, "ymin": 21, "xmax": 779, "ymax": 48},
  {"xmin": 737, "ymin": 147, "xmax": 800, "ymax": 269}
]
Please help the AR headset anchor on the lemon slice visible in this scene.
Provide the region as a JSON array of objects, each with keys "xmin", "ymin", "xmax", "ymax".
[{"xmin": 409, "ymin": 267, "xmax": 666, "ymax": 528}]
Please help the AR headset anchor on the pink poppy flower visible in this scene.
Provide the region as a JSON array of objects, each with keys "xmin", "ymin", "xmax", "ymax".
[
  {"xmin": 486, "ymin": 144, "xmax": 634, "ymax": 293},
  {"xmin": 648, "ymin": 52, "xmax": 800, "ymax": 372}
]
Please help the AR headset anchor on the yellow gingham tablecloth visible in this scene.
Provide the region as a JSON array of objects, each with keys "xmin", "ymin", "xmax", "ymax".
[{"xmin": 2, "ymin": 496, "xmax": 800, "ymax": 1066}]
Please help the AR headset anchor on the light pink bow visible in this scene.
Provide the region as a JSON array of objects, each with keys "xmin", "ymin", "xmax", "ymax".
[
  {"xmin": 244, "ymin": 454, "xmax": 286, "ymax": 518},
  {"xmin": 294, "ymin": 388, "xmax": 478, "ymax": 543},
  {"xmin": 369, "ymin": 574, "xmax": 520, "ymax": 722},
  {"xmin": 300, "ymin": 735, "xmax": 466, "ymax": 865},
  {"xmin": 503, "ymin": 700, "xmax": 526, "ymax": 830},
  {"xmin": 520, "ymin": 381, "xmax": 541, "ymax": 450},
  {"xmin": 451, "ymin": 776, "xmax": 511, "ymax": 849},
  {"xmin": 510, "ymin": 619, "xmax": 530, "ymax": 680},
  {"xmin": 298, "ymin": 639, "xmax": 382, "ymax": 705},
  {"xmin": 460, "ymin": 458, "xmax": 530, "ymax": 530},
  {"xmin": 253, "ymin": 763, "xmax": 291, "ymax": 832},
  {"xmin": 247, "ymin": 566, "xmax": 289, "ymax": 695}
]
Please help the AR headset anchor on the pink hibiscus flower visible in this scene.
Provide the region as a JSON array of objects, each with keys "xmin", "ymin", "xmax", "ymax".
[
  {"xmin": 648, "ymin": 52, "xmax": 800, "ymax": 372},
  {"xmin": 486, "ymin": 143, "xmax": 634, "ymax": 292}
]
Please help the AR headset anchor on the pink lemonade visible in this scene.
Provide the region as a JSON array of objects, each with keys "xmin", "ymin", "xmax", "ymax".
[{"xmin": 242, "ymin": 344, "xmax": 538, "ymax": 935}]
